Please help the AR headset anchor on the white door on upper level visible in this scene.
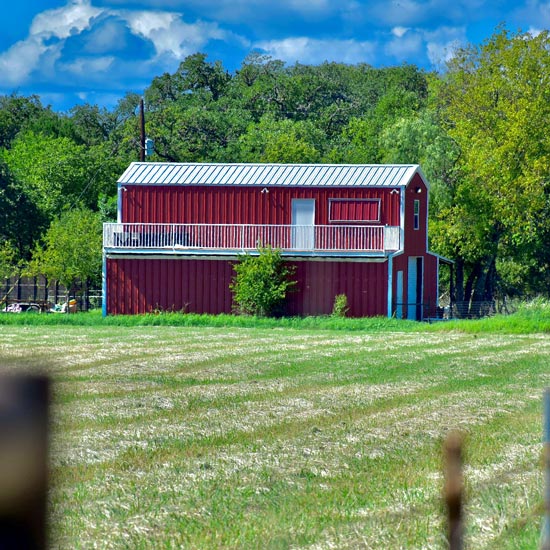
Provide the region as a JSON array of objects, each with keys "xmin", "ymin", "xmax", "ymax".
[{"xmin": 291, "ymin": 199, "xmax": 315, "ymax": 249}]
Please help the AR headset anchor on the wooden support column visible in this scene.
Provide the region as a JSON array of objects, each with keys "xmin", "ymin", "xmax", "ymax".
[
  {"xmin": 444, "ymin": 431, "xmax": 464, "ymax": 550},
  {"xmin": 0, "ymin": 374, "xmax": 50, "ymax": 550},
  {"xmin": 543, "ymin": 389, "xmax": 550, "ymax": 550}
]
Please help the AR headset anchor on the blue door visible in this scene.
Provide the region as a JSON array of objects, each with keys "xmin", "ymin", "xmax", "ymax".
[{"xmin": 407, "ymin": 257, "xmax": 423, "ymax": 320}]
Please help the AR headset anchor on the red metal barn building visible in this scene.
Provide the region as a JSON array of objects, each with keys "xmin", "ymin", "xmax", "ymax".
[{"xmin": 103, "ymin": 163, "xmax": 448, "ymax": 319}]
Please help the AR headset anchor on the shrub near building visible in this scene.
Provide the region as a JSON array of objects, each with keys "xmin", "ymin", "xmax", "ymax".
[{"xmin": 230, "ymin": 246, "xmax": 296, "ymax": 317}]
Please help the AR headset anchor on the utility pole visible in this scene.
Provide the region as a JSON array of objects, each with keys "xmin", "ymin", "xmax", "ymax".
[{"xmin": 139, "ymin": 98, "xmax": 145, "ymax": 162}]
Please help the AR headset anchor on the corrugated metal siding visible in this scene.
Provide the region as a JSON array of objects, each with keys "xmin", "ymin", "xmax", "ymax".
[
  {"xmin": 403, "ymin": 173, "xmax": 429, "ymax": 256},
  {"xmin": 286, "ymin": 260, "xmax": 388, "ymax": 317},
  {"xmin": 107, "ymin": 258, "xmax": 234, "ymax": 315},
  {"xmin": 121, "ymin": 186, "xmax": 402, "ymax": 226},
  {"xmin": 392, "ymin": 252, "xmax": 439, "ymax": 318},
  {"xmin": 106, "ymin": 257, "xmax": 388, "ymax": 317},
  {"xmin": 118, "ymin": 162, "xmax": 419, "ymax": 189}
]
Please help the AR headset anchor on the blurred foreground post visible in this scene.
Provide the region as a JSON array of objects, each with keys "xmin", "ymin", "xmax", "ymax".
[
  {"xmin": 444, "ymin": 431, "xmax": 463, "ymax": 550},
  {"xmin": 543, "ymin": 388, "xmax": 550, "ymax": 550},
  {"xmin": 0, "ymin": 374, "xmax": 50, "ymax": 550}
]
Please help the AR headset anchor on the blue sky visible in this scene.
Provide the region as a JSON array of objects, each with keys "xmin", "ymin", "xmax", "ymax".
[{"xmin": 1, "ymin": 0, "xmax": 547, "ymax": 112}]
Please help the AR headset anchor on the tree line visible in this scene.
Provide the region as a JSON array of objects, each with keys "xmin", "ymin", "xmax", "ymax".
[{"xmin": 1, "ymin": 27, "xmax": 549, "ymax": 312}]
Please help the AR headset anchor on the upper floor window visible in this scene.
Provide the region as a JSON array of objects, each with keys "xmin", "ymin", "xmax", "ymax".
[
  {"xmin": 329, "ymin": 199, "xmax": 380, "ymax": 223},
  {"xmin": 413, "ymin": 200, "xmax": 420, "ymax": 230}
]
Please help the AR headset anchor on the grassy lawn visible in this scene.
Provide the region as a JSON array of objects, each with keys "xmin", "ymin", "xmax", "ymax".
[{"xmin": 0, "ymin": 312, "xmax": 549, "ymax": 548}]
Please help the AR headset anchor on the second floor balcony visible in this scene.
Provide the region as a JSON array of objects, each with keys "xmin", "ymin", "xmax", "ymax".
[{"xmin": 103, "ymin": 223, "xmax": 401, "ymax": 256}]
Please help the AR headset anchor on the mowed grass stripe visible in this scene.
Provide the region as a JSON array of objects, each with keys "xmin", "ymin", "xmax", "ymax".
[
  {"xmin": 52, "ymin": 371, "xmax": 537, "ymax": 443},
  {"xmin": 51, "ymin": 399, "xmax": 541, "ymax": 549},
  {"xmin": 1, "ymin": 323, "xmax": 549, "ymax": 548}
]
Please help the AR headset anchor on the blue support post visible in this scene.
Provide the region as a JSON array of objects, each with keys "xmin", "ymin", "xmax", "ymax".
[{"xmin": 102, "ymin": 253, "xmax": 107, "ymax": 317}]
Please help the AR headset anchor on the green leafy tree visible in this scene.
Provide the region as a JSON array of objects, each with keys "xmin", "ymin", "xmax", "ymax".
[
  {"xmin": 329, "ymin": 87, "xmax": 424, "ymax": 163},
  {"xmin": 0, "ymin": 163, "xmax": 45, "ymax": 260},
  {"xmin": 69, "ymin": 103, "xmax": 120, "ymax": 146},
  {"xmin": 141, "ymin": 55, "xmax": 250, "ymax": 163},
  {"xmin": 0, "ymin": 93, "xmax": 45, "ymax": 149},
  {"xmin": 436, "ymin": 28, "xmax": 550, "ymax": 306},
  {"xmin": 379, "ymin": 108, "xmax": 460, "ymax": 214},
  {"xmin": 100, "ymin": 92, "xmax": 150, "ymax": 162},
  {"xmin": 230, "ymin": 246, "xmax": 296, "ymax": 316},
  {"xmin": 2, "ymin": 131, "xmax": 119, "ymax": 220},
  {"xmin": 2, "ymin": 131, "xmax": 89, "ymax": 219},
  {"xmin": 177, "ymin": 53, "xmax": 231, "ymax": 101},
  {"xmin": 237, "ymin": 116, "xmax": 322, "ymax": 163},
  {"xmin": 28, "ymin": 208, "xmax": 103, "ymax": 302},
  {"xmin": 148, "ymin": 100, "xmax": 250, "ymax": 162},
  {"xmin": 0, "ymin": 240, "xmax": 20, "ymax": 282},
  {"xmin": 231, "ymin": 54, "xmax": 288, "ymax": 121}
]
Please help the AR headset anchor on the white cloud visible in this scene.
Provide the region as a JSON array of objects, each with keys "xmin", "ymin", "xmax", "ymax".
[
  {"xmin": 2, "ymin": 0, "xmax": 521, "ymax": 111},
  {"xmin": 124, "ymin": 10, "xmax": 229, "ymax": 58},
  {"xmin": 424, "ymin": 27, "xmax": 467, "ymax": 68},
  {"xmin": 426, "ymin": 40, "xmax": 461, "ymax": 67},
  {"xmin": 255, "ymin": 37, "xmax": 377, "ymax": 65},
  {"xmin": 392, "ymin": 26, "xmax": 410, "ymax": 38},
  {"xmin": 386, "ymin": 31, "xmax": 423, "ymax": 60},
  {"xmin": 30, "ymin": 0, "xmax": 102, "ymax": 40},
  {"xmin": 0, "ymin": 0, "xmax": 101, "ymax": 86},
  {"xmin": 0, "ymin": 0, "xmax": 247, "ymax": 90},
  {"xmin": 0, "ymin": 37, "xmax": 50, "ymax": 86},
  {"xmin": 0, "ymin": 0, "xmax": 100, "ymax": 86},
  {"xmin": 82, "ymin": 19, "xmax": 126, "ymax": 54},
  {"xmin": 61, "ymin": 56, "xmax": 116, "ymax": 76},
  {"xmin": 384, "ymin": 24, "xmax": 467, "ymax": 66},
  {"xmin": 157, "ymin": 0, "xmax": 337, "ymax": 19},
  {"xmin": 123, "ymin": 10, "xmax": 179, "ymax": 40},
  {"xmin": 527, "ymin": 27, "xmax": 543, "ymax": 36}
]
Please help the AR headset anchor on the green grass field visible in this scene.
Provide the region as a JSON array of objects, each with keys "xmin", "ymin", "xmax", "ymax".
[{"xmin": 1, "ymin": 308, "xmax": 549, "ymax": 548}]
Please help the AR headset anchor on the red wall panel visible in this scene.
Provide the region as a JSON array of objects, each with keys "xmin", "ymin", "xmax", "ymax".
[
  {"xmin": 392, "ymin": 251, "xmax": 439, "ymax": 318},
  {"xmin": 121, "ymin": 185, "xmax": 401, "ymax": 227},
  {"xmin": 285, "ymin": 259, "xmax": 389, "ymax": 317},
  {"xmin": 403, "ymin": 173, "xmax": 429, "ymax": 256},
  {"xmin": 106, "ymin": 257, "xmax": 388, "ymax": 317},
  {"xmin": 106, "ymin": 257, "xmax": 233, "ymax": 315}
]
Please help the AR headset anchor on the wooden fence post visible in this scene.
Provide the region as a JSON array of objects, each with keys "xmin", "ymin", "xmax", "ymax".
[
  {"xmin": 0, "ymin": 374, "xmax": 50, "ymax": 550},
  {"xmin": 543, "ymin": 388, "xmax": 550, "ymax": 550},
  {"xmin": 444, "ymin": 431, "xmax": 464, "ymax": 550}
]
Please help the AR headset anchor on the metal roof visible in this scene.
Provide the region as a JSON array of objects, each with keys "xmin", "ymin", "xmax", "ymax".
[{"xmin": 118, "ymin": 162, "xmax": 424, "ymax": 188}]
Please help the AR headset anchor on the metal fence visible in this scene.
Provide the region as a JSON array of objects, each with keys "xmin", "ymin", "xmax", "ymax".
[
  {"xmin": 393, "ymin": 299, "xmax": 519, "ymax": 321},
  {"xmin": 103, "ymin": 223, "xmax": 401, "ymax": 253},
  {"xmin": 1, "ymin": 277, "xmax": 101, "ymax": 312},
  {"xmin": 449, "ymin": 299, "xmax": 517, "ymax": 319}
]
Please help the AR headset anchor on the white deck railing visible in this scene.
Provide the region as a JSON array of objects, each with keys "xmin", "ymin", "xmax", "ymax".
[{"xmin": 103, "ymin": 223, "xmax": 401, "ymax": 253}]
